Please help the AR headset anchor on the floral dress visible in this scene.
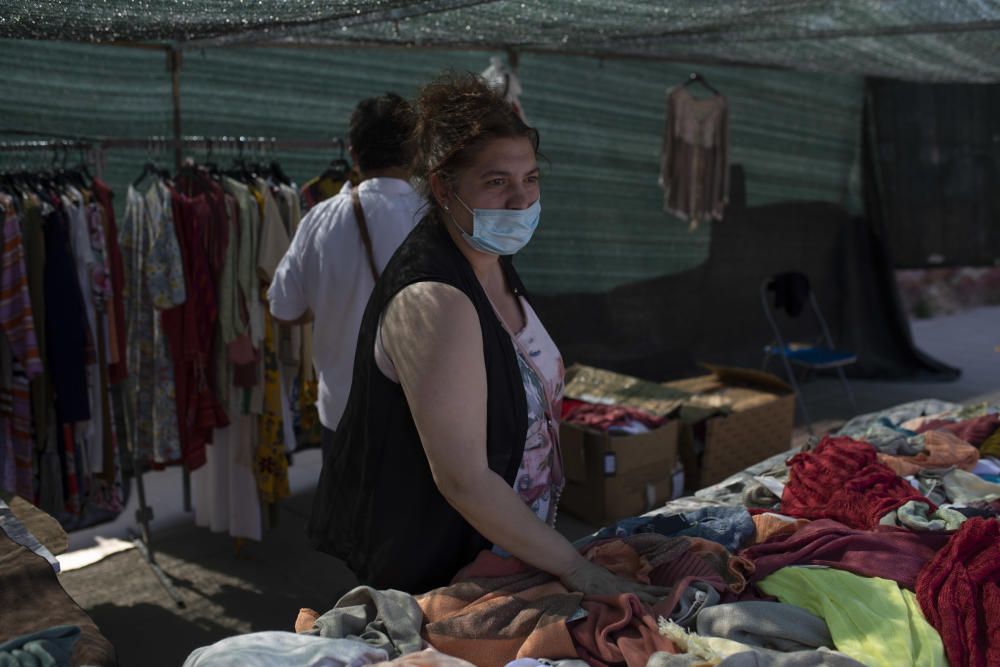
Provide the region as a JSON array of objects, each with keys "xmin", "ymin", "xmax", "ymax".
[{"xmin": 120, "ymin": 184, "xmax": 185, "ymax": 464}]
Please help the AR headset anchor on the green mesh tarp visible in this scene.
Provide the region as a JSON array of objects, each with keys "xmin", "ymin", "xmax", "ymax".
[
  {"xmin": 0, "ymin": 2, "xmax": 976, "ymax": 378},
  {"xmin": 0, "ymin": 40, "xmax": 862, "ymax": 292},
  {"xmin": 1, "ymin": 1, "xmax": 999, "ymax": 82},
  {"xmin": 1, "ymin": 1, "xmax": 996, "ymax": 292}
]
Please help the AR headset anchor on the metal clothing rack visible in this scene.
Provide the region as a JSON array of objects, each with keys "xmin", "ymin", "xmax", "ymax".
[
  {"xmin": 0, "ymin": 133, "xmax": 343, "ymax": 607},
  {"xmin": 0, "ymin": 133, "xmax": 346, "ymax": 173},
  {"xmin": 102, "ymin": 135, "xmax": 343, "ymax": 151},
  {"xmin": 0, "ymin": 139, "xmax": 96, "ymax": 152},
  {"xmin": 0, "ymin": 139, "xmax": 103, "ymax": 176},
  {"xmin": 98, "ymin": 134, "xmax": 346, "ymax": 172}
]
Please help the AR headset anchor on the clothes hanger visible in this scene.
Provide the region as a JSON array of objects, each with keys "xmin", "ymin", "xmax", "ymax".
[
  {"xmin": 132, "ymin": 139, "xmax": 168, "ymax": 187},
  {"xmin": 201, "ymin": 138, "xmax": 221, "ymax": 181},
  {"xmin": 175, "ymin": 157, "xmax": 202, "ymax": 197},
  {"xmin": 50, "ymin": 145, "xmax": 65, "ymax": 187},
  {"xmin": 256, "ymin": 137, "xmax": 289, "ymax": 186},
  {"xmin": 256, "ymin": 138, "xmax": 275, "ymax": 182},
  {"xmin": 243, "ymin": 138, "xmax": 261, "ymax": 180},
  {"xmin": 11, "ymin": 168, "xmax": 35, "ymax": 196},
  {"xmin": 321, "ymin": 138, "xmax": 351, "ymax": 181},
  {"xmin": 72, "ymin": 145, "xmax": 94, "ymax": 188},
  {"xmin": 226, "ymin": 137, "xmax": 255, "ymax": 182},
  {"xmin": 267, "ymin": 157, "xmax": 291, "ymax": 187},
  {"xmin": 227, "ymin": 157, "xmax": 253, "ymax": 182},
  {"xmin": 13, "ymin": 170, "xmax": 34, "ymax": 199},
  {"xmin": 48, "ymin": 145, "xmax": 75, "ymax": 192},
  {"xmin": 9, "ymin": 155, "xmax": 42, "ymax": 196},
  {"xmin": 132, "ymin": 161, "xmax": 164, "ymax": 188},
  {"xmin": 35, "ymin": 164, "xmax": 58, "ymax": 196},
  {"xmin": 683, "ymin": 72, "xmax": 721, "ymax": 96}
]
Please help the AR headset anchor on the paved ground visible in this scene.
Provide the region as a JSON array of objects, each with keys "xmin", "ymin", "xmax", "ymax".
[
  {"xmin": 59, "ymin": 492, "xmax": 356, "ymax": 667},
  {"xmin": 56, "ymin": 305, "xmax": 1000, "ymax": 667},
  {"xmin": 801, "ymin": 305, "xmax": 1000, "ymax": 423}
]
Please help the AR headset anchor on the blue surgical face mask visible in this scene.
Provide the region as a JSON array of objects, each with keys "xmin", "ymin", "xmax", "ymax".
[{"xmin": 447, "ymin": 194, "xmax": 541, "ymax": 256}]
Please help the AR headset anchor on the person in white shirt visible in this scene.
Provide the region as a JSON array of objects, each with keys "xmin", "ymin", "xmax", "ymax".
[{"xmin": 268, "ymin": 93, "xmax": 424, "ymax": 450}]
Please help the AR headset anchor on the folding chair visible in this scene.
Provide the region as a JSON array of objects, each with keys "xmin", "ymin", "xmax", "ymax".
[{"xmin": 760, "ymin": 272, "xmax": 858, "ymax": 433}]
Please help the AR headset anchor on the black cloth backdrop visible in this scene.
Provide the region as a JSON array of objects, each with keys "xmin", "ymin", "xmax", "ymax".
[
  {"xmin": 532, "ymin": 167, "xmax": 960, "ymax": 382},
  {"xmin": 866, "ymin": 79, "xmax": 1000, "ymax": 268}
]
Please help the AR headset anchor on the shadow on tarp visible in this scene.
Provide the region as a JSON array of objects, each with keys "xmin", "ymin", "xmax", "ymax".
[{"xmin": 533, "ymin": 167, "xmax": 960, "ymax": 383}]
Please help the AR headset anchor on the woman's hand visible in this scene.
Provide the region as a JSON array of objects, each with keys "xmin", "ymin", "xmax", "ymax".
[{"xmin": 559, "ymin": 556, "xmax": 671, "ymax": 606}]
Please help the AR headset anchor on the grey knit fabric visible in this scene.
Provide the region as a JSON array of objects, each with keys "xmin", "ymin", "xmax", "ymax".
[{"xmin": 695, "ymin": 602, "xmax": 833, "ymax": 652}]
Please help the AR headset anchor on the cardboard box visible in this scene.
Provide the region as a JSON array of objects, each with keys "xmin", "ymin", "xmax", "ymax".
[
  {"xmin": 556, "ymin": 362, "xmax": 792, "ymax": 523},
  {"xmin": 559, "ymin": 419, "xmax": 680, "ymax": 527},
  {"xmin": 664, "ymin": 363, "xmax": 795, "ymax": 491}
]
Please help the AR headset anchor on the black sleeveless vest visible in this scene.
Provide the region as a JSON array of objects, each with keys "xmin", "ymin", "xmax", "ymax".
[{"xmin": 308, "ymin": 216, "xmax": 529, "ymax": 593}]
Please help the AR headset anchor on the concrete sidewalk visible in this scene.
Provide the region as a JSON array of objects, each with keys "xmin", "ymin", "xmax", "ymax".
[{"xmin": 800, "ymin": 305, "xmax": 1000, "ymax": 424}]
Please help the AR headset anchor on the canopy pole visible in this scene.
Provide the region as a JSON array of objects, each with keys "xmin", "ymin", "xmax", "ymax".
[
  {"xmin": 505, "ymin": 45, "xmax": 520, "ymax": 70},
  {"xmin": 167, "ymin": 45, "xmax": 188, "ymax": 510},
  {"xmin": 168, "ymin": 46, "xmax": 183, "ymax": 172}
]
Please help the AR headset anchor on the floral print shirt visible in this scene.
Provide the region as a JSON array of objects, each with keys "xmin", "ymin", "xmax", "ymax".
[{"xmin": 509, "ymin": 297, "xmax": 565, "ymax": 527}]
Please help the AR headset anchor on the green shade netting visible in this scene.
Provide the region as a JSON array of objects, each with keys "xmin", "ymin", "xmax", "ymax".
[
  {"xmin": 1, "ymin": 1, "xmax": 998, "ymax": 82},
  {"xmin": 0, "ymin": 40, "xmax": 863, "ymax": 292}
]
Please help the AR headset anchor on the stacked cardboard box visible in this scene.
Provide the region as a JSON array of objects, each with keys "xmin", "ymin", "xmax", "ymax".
[
  {"xmin": 558, "ymin": 365, "xmax": 684, "ymax": 526},
  {"xmin": 560, "ymin": 420, "xmax": 680, "ymax": 527},
  {"xmin": 558, "ymin": 363, "xmax": 795, "ymax": 525}
]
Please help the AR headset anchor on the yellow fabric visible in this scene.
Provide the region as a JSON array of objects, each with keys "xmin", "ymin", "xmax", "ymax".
[
  {"xmin": 758, "ymin": 567, "xmax": 946, "ymax": 667},
  {"xmin": 301, "ymin": 175, "xmax": 345, "ymax": 205},
  {"xmin": 256, "ymin": 311, "xmax": 290, "ymax": 503},
  {"xmin": 980, "ymin": 427, "xmax": 1000, "ymax": 458},
  {"xmin": 297, "ymin": 376, "xmax": 323, "ymax": 446}
]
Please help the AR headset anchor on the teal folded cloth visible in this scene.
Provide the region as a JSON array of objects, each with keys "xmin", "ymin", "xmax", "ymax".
[
  {"xmin": 880, "ymin": 500, "xmax": 967, "ymax": 532},
  {"xmin": 0, "ymin": 625, "xmax": 80, "ymax": 667}
]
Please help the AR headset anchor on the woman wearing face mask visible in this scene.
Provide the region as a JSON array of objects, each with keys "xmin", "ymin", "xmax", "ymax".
[{"xmin": 308, "ymin": 73, "xmax": 667, "ymax": 603}]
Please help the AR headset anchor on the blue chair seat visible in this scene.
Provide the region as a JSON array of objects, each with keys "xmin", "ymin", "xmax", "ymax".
[
  {"xmin": 764, "ymin": 344, "xmax": 858, "ymax": 369},
  {"xmin": 760, "ymin": 273, "xmax": 858, "ymax": 433}
]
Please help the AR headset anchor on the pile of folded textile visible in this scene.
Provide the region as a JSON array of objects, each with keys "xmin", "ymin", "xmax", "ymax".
[
  {"xmin": 185, "ymin": 399, "xmax": 1000, "ymax": 667},
  {"xmin": 561, "ymin": 398, "xmax": 668, "ymax": 436}
]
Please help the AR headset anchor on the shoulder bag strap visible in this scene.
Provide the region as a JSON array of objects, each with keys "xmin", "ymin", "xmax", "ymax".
[{"xmin": 351, "ymin": 188, "xmax": 380, "ymax": 282}]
